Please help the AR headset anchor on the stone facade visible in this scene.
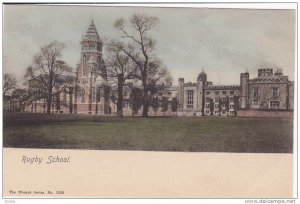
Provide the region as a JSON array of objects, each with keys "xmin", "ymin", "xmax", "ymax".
[
  {"xmin": 240, "ymin": 68, "xmax": 294, "ymax": 111},
  {"xmin": 177, "ymin": 68, "xmax": 294, "ymax": 116},
  {"xmin": 203, "ymin": 85, "xmax": 239, "ymax": 116},
  {"xmin": 177, "ymin": 71, "xmax": 240, "ymax": 116}
]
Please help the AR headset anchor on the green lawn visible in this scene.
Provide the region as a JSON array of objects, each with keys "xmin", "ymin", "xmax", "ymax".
[{"xmin": 3, "ymin": 112, "xmax": 293, "ymax": 153}]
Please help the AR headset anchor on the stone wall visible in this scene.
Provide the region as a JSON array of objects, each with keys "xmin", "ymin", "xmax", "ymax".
[
  {"xmin": 237, "ymin": 109, "xmax": 293, "ymax": 118},
  {"xmin": 248, "ymin": 82, "xmax": 290, "ymax": 109}
]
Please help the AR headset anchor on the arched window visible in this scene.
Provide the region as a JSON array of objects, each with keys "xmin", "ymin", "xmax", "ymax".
[
  {"xmin": 97, "ymin": 56, "xmax": 101, "ymax": 72},
  {"xmin": 81, "ymin": 89, "xmax": 85, "ymax": 103},
  {"xmin": 90, "ymin": 44, "xmax": 95, "ymax": 50},
  {"xmin": 82, "ymin": 55, "xmax": 86, "ymax": 76}
]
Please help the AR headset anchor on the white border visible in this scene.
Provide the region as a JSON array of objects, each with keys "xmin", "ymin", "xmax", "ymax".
[{"xmin": 1, "ymin": 2, "xmax": 298, "ymax": 204}]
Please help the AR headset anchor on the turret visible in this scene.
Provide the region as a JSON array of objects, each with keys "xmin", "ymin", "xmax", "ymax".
[
  {"xmin": 197, "ymin": 70, "xmax": 207, "ymax": 83},
  {"xmin": 274, "ymin": 69, "xmax": 283, "ymax": 77},
  {"xmin": 240, "ymin": 72, "xmax": 249, "ymax": 109},
  {"xmin": 178, "ymin": 78, "xmax": 184, "ymax": 110},
  {"xmin": 258, "ymin": 68, "xmax": 273, "ymax": 77},
  {"xmin": 197, "ymin": 70, "xmax": 207, "ymax": 115}
]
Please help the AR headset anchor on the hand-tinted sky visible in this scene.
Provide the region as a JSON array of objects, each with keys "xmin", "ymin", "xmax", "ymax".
[{"xmin": 3, "ymin": 5, "xmax": 296, "ymax": 86}]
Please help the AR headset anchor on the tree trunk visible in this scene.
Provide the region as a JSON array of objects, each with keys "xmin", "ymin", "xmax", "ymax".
[
  {"xmin": 46, "ymin": 81, "xmax": 53, "ymax": 114},
  {"xmin": 104, "ymin": 86, "xmax": 110, "ymax": 115},
  {"xmin": 142, "ymin": 92, "xmax": 149, "ymax": 117},
  {"xmin": 201, "ymin": 88, "xmax": 205, "ymax": 116},
  {"xmin": 117, "ymin": 74, "xmax": 124, "ymax": 117},
  {"xmin": 46, "ymin": 93, "xmax": 52, "ymax": 114},
  {"xmin": 74, "ymin": 73, "xmax": 78, "ymax": 114},
  {"xmin": 69, "ymin": 88, "xmax": 73, "ymax": 114},
  {"xmin": 286, "ymin": 84, "xmax": 289, "ymax": 110},
  {"xmin": 88, "ymin": 74, "xmax": 92, "ymax": 115},
  {"xmin": 56, "ymin": 93, "xmax": 60, "ymax": 113},
  {"xmin": 142, "ymin": 76, "xmax": 149, "ymax": 117}
]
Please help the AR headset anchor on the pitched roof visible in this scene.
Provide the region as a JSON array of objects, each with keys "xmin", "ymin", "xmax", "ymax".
[{"xmin": 82, "ymin": 20, "xmax": 101, "ymax": 42}]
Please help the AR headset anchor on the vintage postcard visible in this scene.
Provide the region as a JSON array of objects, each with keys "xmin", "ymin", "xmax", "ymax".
[{"xmin": 2, "ymin": 3, "xmax": 297, "ymax": 201}]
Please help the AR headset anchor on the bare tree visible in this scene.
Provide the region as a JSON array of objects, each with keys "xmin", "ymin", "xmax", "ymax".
[
  {"xmin": 105, "ymin": 42, "xmax": 136, "ymax": 116},
  {"xmin": 3, "ymin": 73, "xmax": 17, "ymax": 97},
  {"xmin": 113, "ymin": 14, "xmax": 172, "ymax": 117},
  {"xmin": 11, "ymin": 88, "xmax": 32, "ymax": 112},
  {"xmin": 25, "ymin": 41, "xmax": 73, "ymax": 114}
]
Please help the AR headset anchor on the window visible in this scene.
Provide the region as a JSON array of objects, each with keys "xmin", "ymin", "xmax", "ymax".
[
  {"xmin": 206, "ymin": 98, "xmax": 211, "ymax": 102},
  {"xmin": 206, "ymin": 91, "xmax": 210, "ymax": 95},
  {"xmin": 229, "ymin": 98, "xmax": 234, "ymax": 102},
  {"xmin": 215, "ymin": 104, "xmax": 218, "ymax": 108},
  {"xmin": 215, "ymin": 98, "xmax": 219, "ymax": 102},
  {"xmin": 270, "ymin": 101, "xmax": 279, "ymax": 109},
  {"xmin": 96, "ymin": 87, "xmax": 101, "ymax": 102},
  {"xmin": 92, "ymin": 88, "xmax": 96, "ymax": 102},
  {"xmin": 82, "ymin": 55, "xmax": 87, "ymax": 76},
  {"xmin": 215, "ymin": 91, "xmax": 219, "ymax": 95},
  {"xmin": 63, "ymin": 92, "xmax": 67, "ymax": 103},
  {"xmin": 214, "ymin": 110, "xmax": 219, "ymax": 114},
  {"xmin": 252, "ymin": 100, "xmax": 259, "ymax": 106},
  {"xmin": 230, "ymin": 104, "xmax": 234, "ymax": 108},
  {"xmin": 271, "ymin": 88, "xmax": 278, "ymax": 96},
  {"xmin": 222, "ymin": 110, "xmax": 226, "ymax": 114},
  {"xmin": 81, "ymin": 91, "xmax": 85, "ymax": 103},
  {"xmin": 82, "ymin": 44, "xmax": 88, "ymax": 50},
  {"xmin": 230, "ymin": 91, "xmax": 234, "ymax": 95},
  {"xmin": 253, "ymin": 88, "xmax": 259, "ymax": 97},
  {"xmin": 222, "ymin": 91, "xmax": 226, "ymax": 95},
  {"xmin": 90, "ymin": 44, "xmax": 95, "ymax": 49},
  {"xmin": 206, "ymin": 110, "xmax": 210, "ymax": 114},
  {"xmin": 229, "ymin": 111, "xmax": 234, "ymax": 115},
  {"xmin": 222, "ymin": 98, "xmax": 227, "ymax": 102},
  {"xmin": 123, "ymin": 101, "xmax": 128, "ymax": 108},
  {"xmin": 187, "ymin": 90, "xmax": 194, "ymax": 109},
  {"xmin": 205, "ymin": 104, "xmax": 210, "ymax": 108},
  {"xmin": 66, "ymin": 93, "xmax": 69, "ymax": 103},
  {"xmin": 252, "ymin": 100, "xmax": 259, "ymax": 109}
]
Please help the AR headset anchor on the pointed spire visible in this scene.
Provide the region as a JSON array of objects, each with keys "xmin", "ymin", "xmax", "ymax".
[{"xmin": 82, "ymin": 20, "xmax": 101, "ymax": 42}]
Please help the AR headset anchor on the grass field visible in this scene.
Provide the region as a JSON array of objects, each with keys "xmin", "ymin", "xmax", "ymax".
[{"xmin": 3, "ymin": 112, "xmax": 293, "ymax": 153}]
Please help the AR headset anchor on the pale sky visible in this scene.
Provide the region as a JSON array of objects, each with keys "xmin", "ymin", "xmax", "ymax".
[{"xmin": 3, "ymin": 5, "xmax": 296, "ymax": 86}]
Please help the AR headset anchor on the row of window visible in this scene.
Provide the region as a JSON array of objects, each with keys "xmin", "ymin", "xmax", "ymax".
[
  {"xmin": 82, "ymin": 44, "xmax": 98, "ymax": 50},
  {"xmin": 80, "ymin": 88, "xmax": 104, "ymax": 103},
  {"xmin": 253, "ymin": 87, "xmax": 279, "ymax": 97},
  {"xmin": 206, "ymin": 88, "xmax": 279, "ymax": 98},
  {"xmin": 205, "ymin": 104, "xmax": 235, "ymax": 109},
  {"xmin": 206, "ymin": 97, "xmax": 235, "ymax": 102},
  {"xmin": 187, "ymin": 90, "xmax": 236, "ymax": 109},
  {"xmin": 251, "ymin": 100, "xmax": 280, "ymax": 109},
  {"xmin": 205, "ymin": 110, "xmax": 235, "ymax": 115},
  {"xmin": 206, "ymin": 91, "xmax": 235, "ymax": 95}
]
